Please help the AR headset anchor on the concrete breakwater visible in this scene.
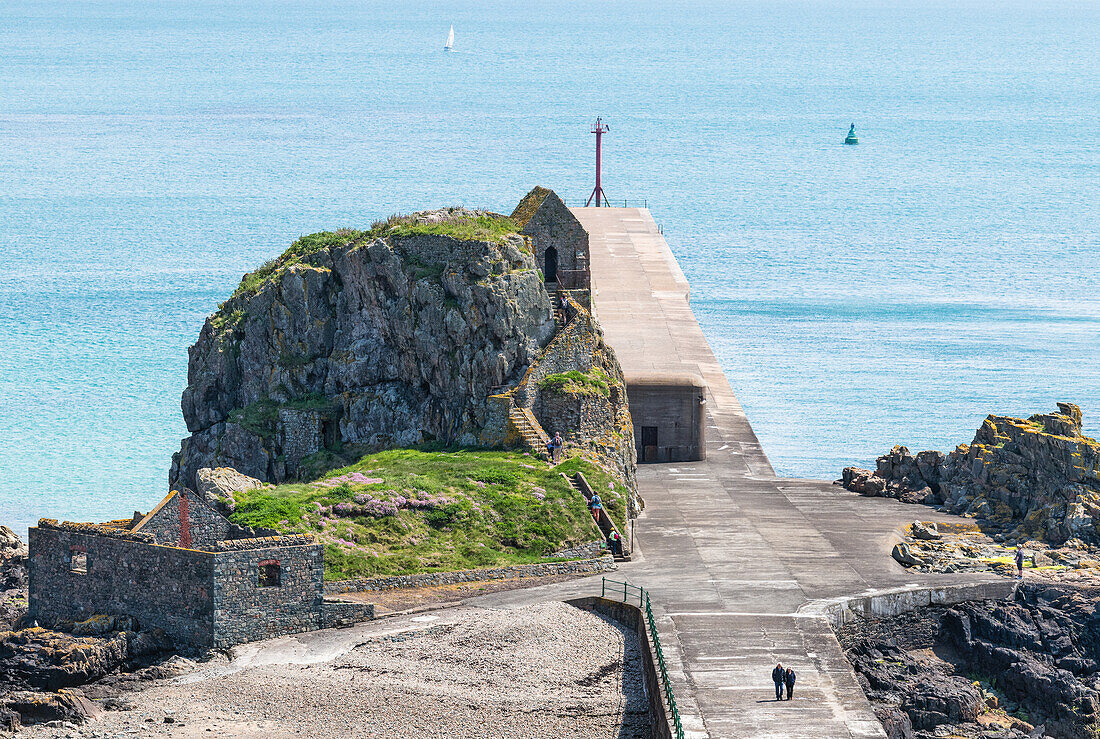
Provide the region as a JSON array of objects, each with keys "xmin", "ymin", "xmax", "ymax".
[{"xmin": 532, "ymin": 206, "xmax": 1021, "ymax": 739}]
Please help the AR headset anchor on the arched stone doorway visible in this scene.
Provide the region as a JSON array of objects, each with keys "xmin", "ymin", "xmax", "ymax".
[{"xmin": 543, "ymin": 246, "xmax": 558, "ymax": 283}]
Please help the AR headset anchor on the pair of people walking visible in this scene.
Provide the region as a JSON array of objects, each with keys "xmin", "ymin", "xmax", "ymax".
[{"xmin": 771, "ymin": 663, "xmax": 796, "ymax": 701}]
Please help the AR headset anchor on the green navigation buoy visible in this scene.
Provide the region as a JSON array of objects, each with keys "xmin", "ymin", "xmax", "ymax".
[{"xmin": 844, "ymin": 123, "xmax": 859, "ymax": 145}]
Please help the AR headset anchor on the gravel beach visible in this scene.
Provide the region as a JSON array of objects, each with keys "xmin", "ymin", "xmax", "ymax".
[{"xmin": 19, "ymin": 601, "xmax": 651, "ymax": 738}]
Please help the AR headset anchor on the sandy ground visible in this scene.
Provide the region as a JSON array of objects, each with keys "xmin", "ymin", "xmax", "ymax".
[{"xmin": 19, "ymin": 602, "xmax": 651, "ymax": 739}]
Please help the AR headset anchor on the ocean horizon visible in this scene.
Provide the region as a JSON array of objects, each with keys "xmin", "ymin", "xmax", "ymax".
[{"xmin": 2, "ymin": 0, "xmax": 1098, "ymax": 537}]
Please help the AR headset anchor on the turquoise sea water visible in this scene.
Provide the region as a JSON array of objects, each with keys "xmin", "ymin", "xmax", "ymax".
[{"xmin": 1, "ymin": 0, "xmax": 1098, "ymax": 536}]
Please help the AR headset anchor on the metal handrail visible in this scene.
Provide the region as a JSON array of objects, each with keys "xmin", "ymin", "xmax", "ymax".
[
  {"xmin": 601, "ymin": 577, "xmax": 685, "ymax": 739},
  {"xmin": 562, "ymin": 198, "xmax": 649, "ymax": 209}
]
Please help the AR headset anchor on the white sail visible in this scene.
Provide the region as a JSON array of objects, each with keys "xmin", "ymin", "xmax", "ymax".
[{"xmin": 444, "ymin": 25, "xmax": 454, "ymax": 50}]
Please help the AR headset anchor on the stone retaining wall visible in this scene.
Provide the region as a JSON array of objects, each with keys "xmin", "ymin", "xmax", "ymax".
[
  {"xmin": 545, "ymin": 541, "xmax": 605, "ymax": 560},
  {"xmin": 569, "ymin": 596, "xmax": 673, "ymax": 739},
  {"xmin": 323, "ymin": 554, "xmax": 614, "ymax": 595},
  {"xmin": 803, "ymin": 579, "xmax": 1020, "ymax": 628},
  {"xmin": 320, "ymin": 599, "xmax": 376, "ymax": 628}
]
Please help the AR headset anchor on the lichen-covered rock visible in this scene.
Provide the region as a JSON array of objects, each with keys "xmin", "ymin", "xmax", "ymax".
[
  {"xmin": 0, "ymin": 624, "xmax": 172, "ymax": 692},
  {"xmin": 892, "ymin": 542, "xmax": 927, "ymax": 566},
  {"xmin": 171, "ymin": 214, "xmax": 556, "ymax": 489},
  {"xmin": 910, "ymin": 521, "xmax": 941, "ymax": 540},
  {"xmin": 840, "ymin": 404, "xmax": 1100, "ymax": 546},
  {"xmin": 195, "ymin": 467, "xmax": 264, "ymax": 514}
]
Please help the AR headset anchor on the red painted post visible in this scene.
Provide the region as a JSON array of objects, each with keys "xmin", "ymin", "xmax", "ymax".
[{"xmin": 585, "ymin": 117, "xmax": 610, "ymax": 207}]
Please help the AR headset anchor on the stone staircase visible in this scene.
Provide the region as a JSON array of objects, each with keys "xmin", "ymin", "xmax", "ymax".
[
  {"xmin": 552, "ymin": 288, "xmax": 567, "ymax": 330},
  {"xmin": 565, "ymin": 471, "xmax": 631, "ymax": 562},
  {"xmin": 508, "ymin": 405, "xmax": 549, "ymax": 454}
]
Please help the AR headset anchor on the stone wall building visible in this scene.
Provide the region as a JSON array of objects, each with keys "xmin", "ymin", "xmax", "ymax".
[
  {"xmin": 27, "ymin": 488, "xmax": 371, "ymax": 649},
  {"xmin": 512, "ymin": 186, "xmax": 590, "ymax": 289}
]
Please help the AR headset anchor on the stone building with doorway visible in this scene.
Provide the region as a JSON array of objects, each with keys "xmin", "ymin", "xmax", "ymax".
[
  {"xmin": 512, "ymin": 186, "xmax": 590, "ymax": 289},
  {"xmin": 26, "ymin": 488, "xmax": 371, "ymax": 648}
]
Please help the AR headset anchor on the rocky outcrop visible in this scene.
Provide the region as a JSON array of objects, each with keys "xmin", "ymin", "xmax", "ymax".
[
  {"xmin": 846, "ymin": 640, "xmax": 984, "ymax": 732},
  {"xmin": 0, "ymin": 619, "xmax": 172, "ymax": 693},
  {"xmin": 0, "ymin": 615, "xmax": 175, "ymax": 732},
  {"xmin": 0, "ymin": 689, "xmax": 103, "ymax": 730},
  {"xmin": 0, "ymin": 527, "xmax": 26, "ymax": 633},
  {"xmin": 171, "ymin": 210, "xmax": 556, "ymax": 489},
  {"xmin": 195, "ymin": 466, "xmax": 265, "ymax": 514},
  {"xmin": 839, "ymin": 583, "xmax": 1100, "ymax": 739},
  {"xmin": 841, "ymin": 404, "xmax": 1100, "ymax": 546}
]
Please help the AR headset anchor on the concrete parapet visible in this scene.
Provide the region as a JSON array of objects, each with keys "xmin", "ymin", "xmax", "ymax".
[{"xmin": 802, "ymin": 579, "xmax": 1019, "ymax": 628}]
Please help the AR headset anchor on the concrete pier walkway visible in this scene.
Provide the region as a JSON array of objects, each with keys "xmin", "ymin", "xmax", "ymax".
[{"xmin": 474, "ymin": 208, "xmax": 1013, "ymax": 738}]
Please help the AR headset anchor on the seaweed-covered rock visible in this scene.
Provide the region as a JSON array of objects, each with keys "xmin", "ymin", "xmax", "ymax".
[{"xmin": 840, "ymin": 404, "xmax": 1100, "ymax": 546}]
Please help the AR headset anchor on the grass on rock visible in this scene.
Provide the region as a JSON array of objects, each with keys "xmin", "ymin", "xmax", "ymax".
[
  {"xmin": 537, "ymin": 368, "xmax": 613, "ymax": 396},
  {"xmin": 228, "ymin": 447, "xmax": 627, "ymax": 581}
]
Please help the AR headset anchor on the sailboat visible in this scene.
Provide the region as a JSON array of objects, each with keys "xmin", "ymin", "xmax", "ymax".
[{"xmin": 444, "ymin": 25, "xmax": 454, "ymax": 51}]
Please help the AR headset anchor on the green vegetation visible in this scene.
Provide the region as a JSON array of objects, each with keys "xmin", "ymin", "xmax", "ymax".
[
  {"xmin": 215, "ymin": 210, "xmax": 522, "ymax": 323},
  {"xmin": 369, "ymin": 211, "xmax": 520, "ymax": 245},
  {"xmin": 227, "ymin": 447, "xmax": 628, "ymax": 580},
  {"xmin": 228, "ymin": 393, "xmax": 337, "ymax": 438},
  {"xmin": 210, "ymin": 309, "xmax": 247, "ymax": 334},
  {"xmin": 230, "ymin": 229, "xmax": 362, "ymax": 301},
  {"xmin": 538, "ymin": 368, "xmax": 613, "ymax": 396}
]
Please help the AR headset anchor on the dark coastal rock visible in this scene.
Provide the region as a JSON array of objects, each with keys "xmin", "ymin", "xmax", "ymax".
[
  {"xmin": 1, "ymin": 689, "xmax": 103, "ymax": 727},
  {"xmin": 840, "ymin": 582, "xmax": 1100, "ymax": 739},
  {"xmin": 839, "ymin": 404, "xmax": 1100, "ymax": 548},
  {"xmin": 847, "ymin": 641, "xmax": 983, "ymax": 729},
  {"xmin": 0, "ymin": 622, "xmax": 172, "ymax": 692},
  {"xmin": 171, "ymin": 214, "xmax": 557, "ymax": 489},
  {"xmin": 873, "ymin": 706, "xmax": 914, "ymax": 739}
]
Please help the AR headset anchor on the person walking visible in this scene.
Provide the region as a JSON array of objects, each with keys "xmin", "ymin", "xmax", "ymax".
[
  {"xmin": 552, "ymin": 432, "xmax": 564, "ymax": 463},
  {"xmin": 589, "ymin": 493, "xmax": 603, "ymax": 522},
  {"xmin": 608, "ymin": 530, "xmax": 622, "ymax": 555},
  {"xmin": 771, "ymin": 663, "xmax": 785, "ymax": 701},
  {"xmin": 545, "ymin": 436, "xmax": 555, "ymax": 463},
  {"xmin": 1016, "ymin": 545, "xmax": 1025, "ymax": 579},
  {"xmin": 784, "ymin": 666, "xmax": 796, "ymax": 701}
]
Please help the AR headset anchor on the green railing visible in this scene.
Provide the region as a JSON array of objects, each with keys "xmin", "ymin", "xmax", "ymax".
[{"xmin": 601, "ymin": 577, "xmax": 685, "ymax": 739}]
